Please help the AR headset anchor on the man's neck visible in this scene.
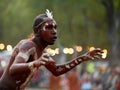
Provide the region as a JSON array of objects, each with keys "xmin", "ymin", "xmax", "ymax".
[{"xmin": 32, "ymin": 37, "xmax": 47, "ymax": 50}]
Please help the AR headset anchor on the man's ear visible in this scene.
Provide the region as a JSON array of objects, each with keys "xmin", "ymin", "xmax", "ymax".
[{"xmin": 34, "ymin": 28, "xmax": 39, "ymax": 33}]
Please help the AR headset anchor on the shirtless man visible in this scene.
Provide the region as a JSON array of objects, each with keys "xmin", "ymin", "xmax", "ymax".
[{"xmin": 0, "ymin": 9, "xmax": 103, "ymax": 90}]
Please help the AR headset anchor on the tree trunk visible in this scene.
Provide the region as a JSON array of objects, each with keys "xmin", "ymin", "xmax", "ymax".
[{"xmin": 101, "ymin": 0, "xmax": 120, "ymax": 64}]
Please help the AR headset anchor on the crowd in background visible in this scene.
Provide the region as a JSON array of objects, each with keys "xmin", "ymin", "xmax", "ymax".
[
  {"xmin": 29, "ymin": 64, "xmax": 120, "ymax": 90},
  {"xmin": 0, "ymin": 51, "xmax": 120, "ymax": 90}
]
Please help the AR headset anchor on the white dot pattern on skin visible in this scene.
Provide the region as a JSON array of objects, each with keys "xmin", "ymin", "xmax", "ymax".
[
  {"xmin": 57, "ymin": 67, "xmax": 63, "ymax": 71},
  {"xmin": 65, "ymin": 65, "xmax": 70, "ymax": 69},
  {"xmin": 78, "ymin": 59, "xmax": 82, "ymax": 62},
  {"xmin": 75, "ymin": 60, "xmax": 78, "ymax": 64},
  {"xmin": 70, "ymin": 63, "xmax": 75, "ymax": 67}
]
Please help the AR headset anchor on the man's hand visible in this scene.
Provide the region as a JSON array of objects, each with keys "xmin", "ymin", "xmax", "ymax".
[
  {"xmin": 40, "ymin": 52, "xmax": 55, "ymax": 65},
  {"xmin": 33, "ymin": 52, "xmax": 56, "ymax": 68},
  {"xmin": 81, "ymin": 49, "xmax": 103, "ymax": 61}
]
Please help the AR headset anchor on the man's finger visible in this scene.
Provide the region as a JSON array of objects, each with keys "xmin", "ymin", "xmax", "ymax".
[
  {"xmin": 94, "ymin": 55, "xmax": 101, "ymax": 59},
  {"xmin": 40, "ymin": 61, "xmax": 46, "ymax": 65},
  {"xmin": 41, "ymin": 57, "xmax": 49, "ymax": 62},
  {"xmin": 83, "ymin": 55, "xmax": 94, "ymax": 60}
]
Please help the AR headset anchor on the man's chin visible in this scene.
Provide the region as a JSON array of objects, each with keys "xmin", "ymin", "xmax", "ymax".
[
  {"xmin": 48, "ymin": 42, "xmax": 54, "ymax": 45},
  {"xmin": 43, "ymin": 40, "xmax": 54, "ymax": 45}
]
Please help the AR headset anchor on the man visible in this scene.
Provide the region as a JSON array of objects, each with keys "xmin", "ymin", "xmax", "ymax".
[{"xmin": 0, "ymin": 9, "xmax": 103, "ymax": 90}]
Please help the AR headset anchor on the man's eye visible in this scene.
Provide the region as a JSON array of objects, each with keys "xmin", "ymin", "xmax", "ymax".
[{"xmin": 45, "ymin": 25, "xmax": 54, "ymax": 29}]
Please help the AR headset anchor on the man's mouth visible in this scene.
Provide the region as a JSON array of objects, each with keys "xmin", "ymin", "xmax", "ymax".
[
  {"xmin": 52, "ymin": 36, "xmax": 57, "ymax": 41},
  {"xmin": 54, "ymin": 36, "xmax": 57, "ymax": 39}
]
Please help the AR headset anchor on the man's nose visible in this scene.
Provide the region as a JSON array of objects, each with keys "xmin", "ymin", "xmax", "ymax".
[{"xmin": 52, "ymin": 29, "xmax": 57, "ymax": 35}]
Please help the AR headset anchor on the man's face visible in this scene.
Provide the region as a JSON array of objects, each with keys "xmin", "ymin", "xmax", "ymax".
[{"xmin": 39, "ymin": 20, "xmax": 57, "ymax": 45}]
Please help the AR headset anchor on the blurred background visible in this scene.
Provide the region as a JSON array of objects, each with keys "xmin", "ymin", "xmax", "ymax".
[{"xmin": 0, "ymin": 0, "xmax": 120, "ymax": 90}]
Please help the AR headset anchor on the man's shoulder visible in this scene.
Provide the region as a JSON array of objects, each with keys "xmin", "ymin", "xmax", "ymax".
[
  {"xmin": 20, "ymin": 39, "xmax": 33, "ymax": 44},
  {"xmin": 18, "ymin": 39, "xmax": 36, "ymax": 50}
]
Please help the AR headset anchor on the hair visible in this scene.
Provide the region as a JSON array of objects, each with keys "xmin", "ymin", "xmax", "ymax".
[{"xmin": 32, "ymin": 14, "xmax": 48, "ymax": 33}]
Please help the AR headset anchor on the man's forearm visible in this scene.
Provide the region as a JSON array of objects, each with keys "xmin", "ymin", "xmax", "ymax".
[
  {"xmin": 9, "ymin": 63, "xmax": 31, "ymax": 75},
  {"xmin": 46, "ymin": 56, "xmax": 86, "ymax": 76}
]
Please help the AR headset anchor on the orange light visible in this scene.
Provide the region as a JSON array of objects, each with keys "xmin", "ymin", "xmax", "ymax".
[
  {"xmin": 76, "ymin": 46, "xmax": 82, "ymax": 52},
  {"xmin": 89, "ymin": 47, "xmax": 95, "ymax": 51}
]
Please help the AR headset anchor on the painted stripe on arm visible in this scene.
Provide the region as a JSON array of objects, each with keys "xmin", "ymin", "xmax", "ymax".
[{"xmin": 17, "ymin": 52, "xmax": 29, "ymax": 62}]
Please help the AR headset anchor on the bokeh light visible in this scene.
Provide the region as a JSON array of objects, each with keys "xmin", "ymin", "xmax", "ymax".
[
  {"xmin": 6, "ymin": 45, "xmax": 13, "ymax": 51},
  {"xmin": 0, "ymin": 43, "xmax": 5, "ymax": 50}
]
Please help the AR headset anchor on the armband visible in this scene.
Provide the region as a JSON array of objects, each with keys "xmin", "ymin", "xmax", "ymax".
[{"xmin": 17, "ymin": 52, "xmax": 29, "ymax": 61}]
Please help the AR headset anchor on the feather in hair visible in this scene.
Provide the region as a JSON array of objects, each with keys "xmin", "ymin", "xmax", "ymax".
[{"xmin": 46, "ymin": 9, "xmax": 53, "ymax": 19}]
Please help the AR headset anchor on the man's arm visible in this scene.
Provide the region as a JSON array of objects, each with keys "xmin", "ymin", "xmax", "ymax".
[
  {"xmin": 45, "ymin": 49, "xmax": 103, "ymax": 76},
  {"xmin": 9, "ymin": 46, "xmax": 55, "ymax": 75},
  {"xmin": 9, "ymin": 46, "xmax": 36, "ymax": 75}
]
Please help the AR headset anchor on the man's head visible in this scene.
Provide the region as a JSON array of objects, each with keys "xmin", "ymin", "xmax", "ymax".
[{"xmin": 32, "ymin": 9, "xmax": 57, "ymax": 45}]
